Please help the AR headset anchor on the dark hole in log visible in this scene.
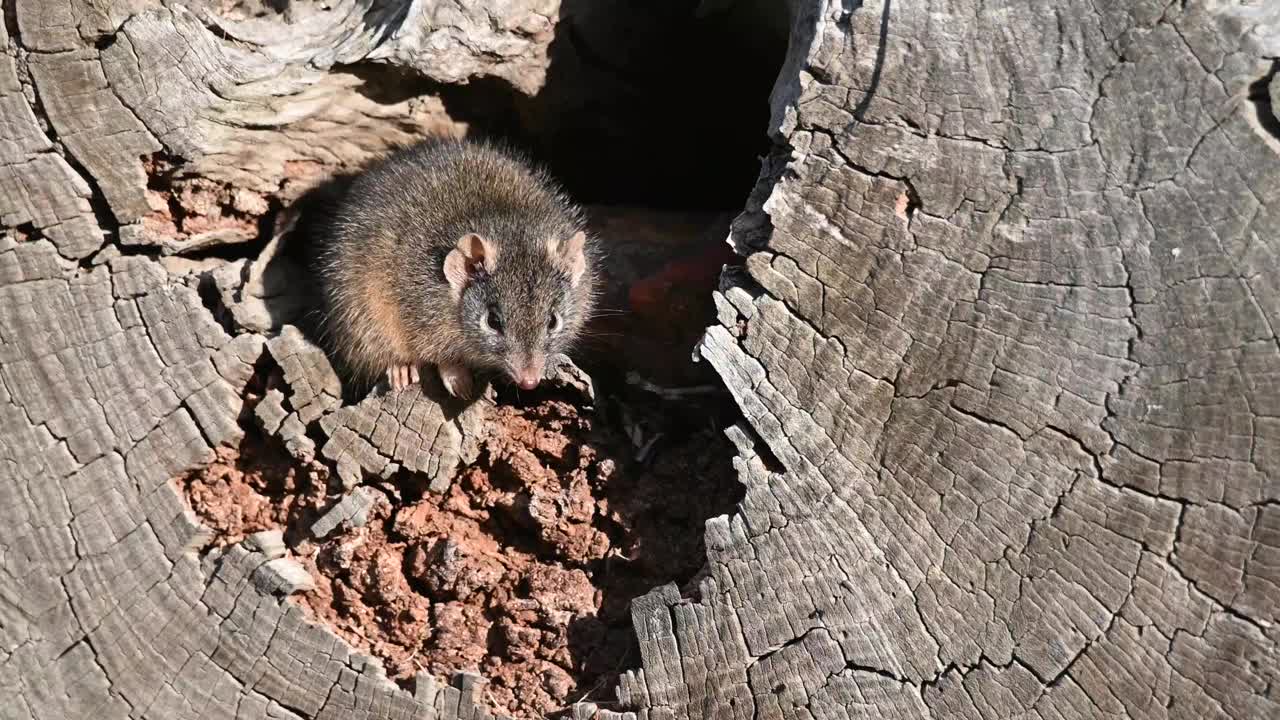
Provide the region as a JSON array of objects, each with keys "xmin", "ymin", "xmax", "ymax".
[
  {"xmin": 325, "ymin": 0, "xmax": 790, "ymax": 388},
  {"xmin": 1246, "ymin": 60, "xmax": 1280, "ymax": 143},
  {"xmin": 429, "ymin": 0, "xmax": 789, "ymax": 209},
  {"xmin": 177, "ymin": 2, "xmax": 787, "ymax": 717},
  {"xmin": 454, "ymin": 0, "xmax": 786, "ymax": 392}
]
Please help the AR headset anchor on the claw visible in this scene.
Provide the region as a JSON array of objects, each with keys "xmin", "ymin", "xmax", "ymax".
[
  {"xmin": 438, "ymin": 363, "xmax": 474, "ymax": 399},
  {"xmin": 386, "ymin": 363, "xmax": 422, "ymax": 392}
]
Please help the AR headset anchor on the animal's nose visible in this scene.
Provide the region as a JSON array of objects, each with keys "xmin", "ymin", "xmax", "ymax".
[{"xmin": 514, "ymin": 368, "xmax": 541, "ymax": 390}]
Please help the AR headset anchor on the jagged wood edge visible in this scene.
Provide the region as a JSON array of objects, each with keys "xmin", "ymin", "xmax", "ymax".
[
  {"xmin": 608, "ymin": 2, "xmax": 1280, "ymax": 719},
  {"xmin": 0, "ymin": 1, "xmax": 554, "ymax": 719}
]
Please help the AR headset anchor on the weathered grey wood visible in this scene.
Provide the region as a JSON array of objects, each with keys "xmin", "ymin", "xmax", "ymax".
[
  {"xmin": 1, "ymin": 1, "xmax": 1277, "ymax": 720},
  {"xmin": 309, "ymin": 486, "xmax": 380, "ymax": 539},
  {"xmin": 0, "ymin": 2, "xmax": 556, "ymax": 719},
  {"xmin": 629, "ymin": 1, "xmax": 1280, "ymax": 719},
  {"xmin": 0, "ymin": 15, "xmax": 104, "ymax": 259}
]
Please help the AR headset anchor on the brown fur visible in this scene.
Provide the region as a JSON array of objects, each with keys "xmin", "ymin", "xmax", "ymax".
[{"xmin": 314, "ymin": 137, "xmax": 600, "ymax": 392}]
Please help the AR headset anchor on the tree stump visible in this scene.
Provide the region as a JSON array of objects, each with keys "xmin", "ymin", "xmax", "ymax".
[{"xmin": 1, "ymin": 1, "xmax": 1277, "ymax": 720}]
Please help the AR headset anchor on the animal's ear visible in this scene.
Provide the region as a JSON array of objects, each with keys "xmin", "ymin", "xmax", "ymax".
[
  {"xmin": 547, "ymin": 231, "xmax": 588, "ymax": 286},
  {"xmin": 443, "ymin": 233, "xmax": 496, "ymax": 298}
]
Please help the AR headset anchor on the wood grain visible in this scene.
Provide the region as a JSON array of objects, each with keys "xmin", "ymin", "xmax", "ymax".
[{"xmin": 0, "ymin": 1, "xmax": 1276, "ymax": 719}]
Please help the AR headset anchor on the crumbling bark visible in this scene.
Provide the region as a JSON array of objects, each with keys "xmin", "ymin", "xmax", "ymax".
[{"xmin": 1, "ymin": 2, "xmax": 1277, "ymax": 720}]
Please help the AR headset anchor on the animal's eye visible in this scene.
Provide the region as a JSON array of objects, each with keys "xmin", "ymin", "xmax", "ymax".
[
  {"xmin": 548, "ymin": 312, "xmax": 562, "ymax": 333},
  {"xmin": 484, "ymin": 307, "xmax": 504, "ymax": 334}
]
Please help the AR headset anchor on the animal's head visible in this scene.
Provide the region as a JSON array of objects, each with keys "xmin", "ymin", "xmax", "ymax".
[{"xmin": 445, "ymin": 230, "xmax": 595, "ymax": 389}]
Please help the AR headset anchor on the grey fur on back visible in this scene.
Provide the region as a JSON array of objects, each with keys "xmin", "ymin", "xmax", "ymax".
[{"xmin": 314, "ymin": 137, "xmax": 599, "ymax": 388}]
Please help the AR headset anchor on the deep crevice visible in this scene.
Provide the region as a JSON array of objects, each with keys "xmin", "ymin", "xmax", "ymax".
[
  {"xmin": 4, "ymin": 3, "xmax": 119, "ymax": 251},
  {"xmin": 1246, "ymin": 60, "xmax": 1280, "ymax": 142},
  {"xmin": 141, "ymin": 150, "xmax": 280, "ymax": 260},
  {"xmin": 195, "ymin": 271, "xmax": 237, "ymax": 335},
  {"xmin": 166, "ymin": 3, "xmax": 788, "ymax": 718},
  {"xmin": 385, "ymin": 0, "xmax": 790, "ymax": 210}
]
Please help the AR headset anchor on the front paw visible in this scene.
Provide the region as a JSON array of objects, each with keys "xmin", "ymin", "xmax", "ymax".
[
  {"xmin": 385, "ymin": 363, "xmax": 421, "ymax": 392},
  {"xmin": 437, "ymin": 363, "xmax": 474, "ymax": 399}
]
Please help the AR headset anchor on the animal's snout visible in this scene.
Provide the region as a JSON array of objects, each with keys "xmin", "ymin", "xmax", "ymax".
[
  {"xmin": 509, "ymin": 354, "xmax": 545, "ymax": 390},
  {"xmin": 514, "ymin": 369, "xmax": 541, "ymax": 390}
]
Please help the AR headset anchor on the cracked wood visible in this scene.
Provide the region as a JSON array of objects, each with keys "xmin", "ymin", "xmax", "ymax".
[{"xmin": 1, "ymin": 1, "xmax": 1277, "ymax": 719}]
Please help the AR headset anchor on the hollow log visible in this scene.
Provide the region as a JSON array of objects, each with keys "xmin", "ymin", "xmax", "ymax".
[{"xmin": 1, "ymin": 1, "xmax": 1277, "ymax": 720}]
